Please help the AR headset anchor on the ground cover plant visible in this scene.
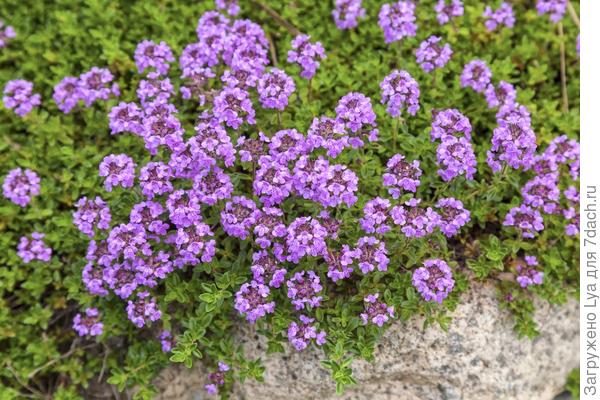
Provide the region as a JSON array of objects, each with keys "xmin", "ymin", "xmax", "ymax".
[{"xmin": 0, "ymin": 0, "xmax": 580, "ymax": 398}]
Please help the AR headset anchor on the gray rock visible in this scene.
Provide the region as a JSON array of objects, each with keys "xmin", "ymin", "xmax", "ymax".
[{"xmin": 154, "ymin": 283, "xmax": 578, "ymax": 400}]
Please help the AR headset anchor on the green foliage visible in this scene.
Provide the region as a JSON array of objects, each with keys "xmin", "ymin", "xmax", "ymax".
[
  {"xmin": 566, "ymin": 368, "xmax": 580, "ymax": 400},
  {"xmin": 0, "ymin": 0, "xmax": 579, "ymax": 398}
]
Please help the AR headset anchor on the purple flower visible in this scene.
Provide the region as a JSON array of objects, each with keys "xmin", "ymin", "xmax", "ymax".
[
  {"xmin": 99, "ymin": 154, "xmax": 136, "ymax": 192},
  {"xmin": 483, "ymin": 2, "xmax": 515, "ymax": 31},
  {"xmin": 434, "ymin": 0, "xmax": 463, "ymax": 25},
  {"xmin": 415, "ymin": 36, "xmax": 453, "ymax": 73},
  {"xmin": 221, "ymin": 196, "xmax": 260, "ymax": 240},
  {"xmin": 315, "ymin": 163, "xmax": 358, "ymax": 208},
  {"xmin": 193, "ymin": 164, "xmax": 234, "ymax": 205},
  {"xmin": 2, "ymin": 80, "xmax": 41, "ymax": 116},
  {"xmin": 253, "ymin": 207, "xmax": 287, "ymax": 249},
  {"xmin": 174, "ymin": 223, "xmax": 216, "ymax": 265},
  {"xmin": 204, "ymin": 362, "xmax": 230, "ymax": 395},
  {"xmin": 286, "ymin": 270, "xmax": 323, "ymax": 310},
  {"xmin": 237, "ymin": 135, "xmax": 267, "ymax": 163},
  {"xmin": 77, "ymin": 67, "xmax": 119, "ymax": 107},
  {"xmin": 130, "ymin": 201, "xmax": 169, "ymax": 236},
  {"xmin": 73, "ymin": 196, "xmax": 112, "ymax": 237},
  {"xmin": 215, "ymin": 0, "xmax": 240, "ymax": 15},
  {"xmin": 536, "ymin": 0, "xmax": 567, "ymax": 23},
  {"xmin": 73, "ymin": 308, "xmax": 103, "ymax": 337},
  {"xmin": 360, "ymin": 197, "xmax": 392, "ymax": 235},
  {"xmin": 17, "ymin": 232, "xmax": 52, "ymax": 263},
  {"xmin": 257, "ymin": 68, "xmax": 296, "ymax": 110},
  {"xmin": 332, "ymin": 0, "xmax": 366, "ymax": 30},
  {"xmin": 287, "ymin": 34, "xmax": 326, "ymax": 80},
  {"xmin": 288, "ymin": 315, "xmax": 327, "ymax": 351},
  {"xmin": 126, "ymin": 291, "xmax": 161, "ymax": 328},
  {"xmin": 253, "ymin": 155, "xmax": 293, "ymax": 206},
  {"xmin": 325, "ymin": 248, "xmax": 354, "ymax": 282},
  {"xmin": 107, "ymin": 223, "xmax": 151, "ymax": 260},
  {"xmin": 346, "ymin": 236, "xmax": 389, "ymax": 274},
  {"xmin": 0, "ymin": 20, "xmax": 16, "ymax": 48},
  {"xmin": 85, "ymin": 239, "xmax": 113, "ymax": 269},
  {"xmin": 563, "ymin": 207, "xmax": 579, "ymax": 236},
  {"xmin": 191, "ymin": 121, "xmax": 236, "ymax": 167},
  {"xmin": 335, "ymin": 92, "xmax": 378, "ymax": 148},
  {"xmin": 412, "ymin": 259, "xmax": 455, "ymax": 303},
  {"xmin": 360, "ymin": 293, "xmax": 395, "ymax": 327},
  {"xmin": 166, "ymin": 190, "xmax": 202, "ymax": 228},
  {"xmin": 460, "ymin": 60, "xmax": 492, "ymax": 93},
  {"xmin": 213, "ymin": 86, "xmax": 256, "ymax": 129},
  {"xmin": 522, "ymin": 174, "xmax": 560, "ymax": 214},
  {"xmin": 108, "ymin": 102, "xmax": 144, "ymax": 135},
  {"xmin": 235, "ymin": 280, "xmax": 276, "ymax": 323},
  {"xmin": 436, "ymin": 198, "xmax": 470, "ymax": 237},
  {"xmin": 82, "ymin": 262, "xmax": 109, "ymax": 296},
  {"xmin": 139, "ymin": 162, "xmax": 173, "ymax": 199},
  {"xmin": 158, "ymin": 330, "xmax": 176, "ymax": 352},
  {"xmin": 382, "ymin": 154, "xmax": 422, "ymax": 198},
  {"xmin": 484, "ymin": 81, "xmax": 517, "ymax": 109},
  {"xmin": 251, "ymin": 250, "xmax": 286, "ymax": 288},
  {"xmin": 180, "ymin": 65, "xmax": 215, "ymax": 104},
  {"xmin": 136, "ymin": 73, "xmax": 174, "ymax": 106},
  {"xmin": 430, "ymin": 108, "xmax": 472, "ymax": 141},
  {"xmin": 103, "ymin": 261, "xmax": 139, "ymax": 299},
  {"xmin": 141, "ymin": 103, "xmax": 184, "ymax": 155},
  {"xmin": 436, "ymin": 134, "xmax": 477, "ymax": 181},
  {"xmin": 317, "ymin": 210, "xmax": 342, "ymax": 240},
  {"xmin": 134, "ymin": 40, "xmax": 175, "ymax": 76},
  {"xmin": 292, "ymin": 156, "xmax": 330, "ymax": 200},
  {"xmin": 53, "ymin": 77, "xmax": 80, "ymax": 113},
  {"xmin": 268, "ymin": 129, "xmax": 309, "ymax": 163},
  {"xmin": 285, "ymin": 217, "xmax": 328, "ymax": 263},
  {"xmin": 380, "ymin": 70, "xmax": 420, "ymax": 116},
  {"xmin": 307, "ymin": 116, "xmax": 348, "ymax": 158},
  {"xmin": 545, "ymin": 135, "xmax": 579, "ymax": 165},
  {"xmin": 2, "ymin": 168, "xmax": 40, "ymax": 207},
  {"xmin": 134, "ymin": 251, "xmax": 174, "ymax": 284},
  {"xmin": 391, "ymin": 198, "xmax": 440, "ymax": 238},
  {"xmin": 378, "ymin": 1, "xmax": 417, "ymax": 44},
  {"xmin": 516, "ymin": 256, "xmax": 544, "ymax": 288},
  {"xmin": 503, "ymin": 204, "xmax": 545, "ymax": 239}
]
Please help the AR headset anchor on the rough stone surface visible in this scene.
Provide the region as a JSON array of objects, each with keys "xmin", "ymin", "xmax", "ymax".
[{"xmin": 154, "ymin": 283, "xmax": 579, "ymax": 400}]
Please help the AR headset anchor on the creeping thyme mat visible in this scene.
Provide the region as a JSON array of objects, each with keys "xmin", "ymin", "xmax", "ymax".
[{"xmin": 0, "ymin": 0, "xmax": 579, "ymax": 398}]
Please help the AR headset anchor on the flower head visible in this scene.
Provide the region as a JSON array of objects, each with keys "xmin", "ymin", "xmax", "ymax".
[
  {"xmin": 2, "ymin": 79, "xmax": 41, "ymax": 116},
  {"xmin": 412, "ymin": 259, "xmax": 455, "ymax": 303},
  {"xmin": 2, "ymin": 168, "xmax": 40, "ymax": 207}
]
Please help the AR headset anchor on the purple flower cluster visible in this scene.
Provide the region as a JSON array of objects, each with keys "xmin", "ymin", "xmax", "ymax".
[
  {"xmin": 382, "ymin": 153, "xmax": 422, "ymax": 198},
  {"xmin": 73, "ymin": 196, "xmax": 112, "ymax": 237},
  {"xmin": 205, "ymin": 362, "xmax": 230, "ymax": 395},
  {"xmin": 415, "ymin": 36, "xmax": 453, "ymax": 73},
  {"xmin": 158, "ymin": 330, "xmax": 176, "ymax": 352},
  {"xmin": 332, "ymin": 0, "xmax": 366, "ymax": 30},
  {"xmin": 344, "ymin": 236, "xmax": 389, "ymax": 274},
  {"xmin": 216, "ymin": 0, "xmax": 240, "ymax": 16},
  {"xmin": 359, "ymin": 197, "xmax": 392, "ymax": 235},
  {"xmin": 391, "ymin": 198, "xmax": 440, "ymax": 238},
  {"xmin": 335, "ymin": 92, "xmax": 379, "ymax": 148},
  {"xmin": 380, "ymin": 70, "xmax": 420, "ymax": 116},
  {"xmin": 436, "ymin": 198, "xmax": 470, "ymax": 237},
  {"xmin": 221, "ymin": 196, "xmax": 260, "ymax": 240},
  {"xmin": 516, "ymin": 256, "xmax": 544, "ymax": 288},
  {"xmin": 17, "ymin": 232, "xmax": 52, "ymax": 263},
  {"xmin": 536, "ymin": 0, "xmax": 567, "ymax": 23},
  {"xmin": 307, "ymin": 116, "xmax": 348, "ymax": 158},
  {"xmin": 435, "ymin": 134, "xmax": 477, "ymax": 181},
  {"xmin": 288, "ymin": 315, "xmax": 327, "ymax": 351},
  {"xmin": 99, "ymin": 154, "xmax": 136, "ymax": 192},
  {"xmin": 0, "ymin": 20, "xmax": 16, "ymax": 48},
  {"xmin": 378, "ymin": 1, "xmax": 417, "ymax": 44},
  {"xmin": 52, "ymin": 67, "xmax": 119, "ymax": 113},
  {"xmin": 126, "ymin": 291, "xmax": 161, "ymax": 328},
  {"xmin": 2, "ymin": 80, "xmax": 41, "ymax": 116},
  {"xmin": 285, "ymin": 217, "xmax": 328, "ymax": 263},
  {"xmin": 461, "ymin": 60, "xmax": 492, "ymax": 93},
  {"xmin": 251, "ymin": 250, "xmax": 286, "ymax": 288},
  {"xmin": 430, "ymin": 108, "xmax": 472, "ymax": 141},
  {"xmin": 287, "ymin": 35, "xmax": 326, "ymax": 80},
  {"xmin": 134, "ymin": 40, "xmax": 175, "ymax": 76},
  {"xmin": 503, "ymin": 204, "xmax": 544, "ymax": 238},
  {"xmin": 483, "ymin": 3, "xmax": 515, "ymax": 31},
  {"xmin": 257, "ymin": 68, "xmax": 295, "ymax": 110},
  {"xmin": 484, "ymin": 81, "xmax": 517, "ymax": 110},
  {"xmin": 73, "ymin": 308, "xmax": 104, "ymax": 337},
  {"xmin": 360, "ymin": 293, "xmax": 395, "ymax": 327},
  {"xmin": 2, "ymin": 168, "xmax": 40, "ymax": 207},
  {"xmin": 234, "ymin": 280, "xmax": 275, "ymax": 322},
  {"xmin": 434, "ymin": 0, "xmax": 463, "ymax": 25},
  {"xmin": 324, "ymin": 248, "xmax": 353, "ymax": 282},
  {"xmin": 286, "ymin": 270, "xmax": 323, "ymax": 310},
  {"xmin": 412, "ymin": 259, "xmax": 455, "ymax": 303}
]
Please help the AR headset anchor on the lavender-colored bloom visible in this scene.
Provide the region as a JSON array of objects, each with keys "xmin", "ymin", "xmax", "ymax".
[
  {"xmin": 536, "ymin": 0, "xmax": 567, "ymax": 23},
  {"xmin": 325, "ymin": 248, "xmax": 353, "ymax": 282},
  {"xmin": 349, "ymin": 236, "xmax": 389, "ymax": 274},
  {"xmin": 287, "ymin": 34, "xmax": 326, "ymax": 80},
  {"xmin": 317, "ymin": 210, "xmax": 342, "ymax": 240},
  {"xmin": 286, "ymin": 217, "xmax": 328, "ymax": 263},
  {"xmin": 563, "ymin": 206, "xmax": 579, "ymax": 236},
  {"xmin": 2, "ymin": 168, "xmax": 40, "ymax": 207},
  {"xmin": 237, "ymin": 135, "xmax": 267, "ymax": 163},
  {"xmin": 292, "ymin": 156, "xmax": 330, "ymax": 201},
  {"xmin": 307, "ymin": 116, "xmax": 348, "ymax": 158},
  {"xmin": 221, "ymin": 196, "xmax": 260, "ymax": 240},
  {"xmin": 193, "ymin": 164, "xmax": 234, "ymax": 205},
  {"xmin": 180, "ymin": 65, "xmax": 215, "ymax": 104},
  {"xmin": 545, "ymin": 135, "xmax": 579, "ymax": 165},
  {"xmin": 130, "ymin": 201, "xmax": 169, "ymax": 236},
  {"xmin": 251, "ymin": 250, "xmax": 286, "ymax": 288},
  {"xmin": 215, "ymin": 0, "xmax": 239, "ymax": 15},
  {"xmin": 522, "ymin": 174, "xmax": 560, "ymax": 214},
  {"xmin": 17, "ymin": 232, "xmax": 52, "ymax": 263},
  {"xmin": 139, "ymin": 162, "xmax": 173, "ymax": 199},
  {"xmin": 360, "ymin": 293, "xmax": 395, "ymax": 327},
  {"xmin": 532, "ymin": 153, "xmax": 559, "ymax": 176},
  {"xmin": 382, "ymin": 154, "xmax": 422, "ymax": 198},
  {"xmin": 73, "ymin": 308, "xmax": 103, "ymax": 337},
  {"xmin": 0, "ymin": 20, "xmax": 16, "ymax": 48},
  {"xmin": 253, "ymin": 207, "xmax": 287, "ymax": 249},
  {"xmin": 134, "ymin": 40, "xmax": 175, "ymax": 76},
  {"xmin": 204, "ymin": 362, "xmax": 230, "ymax": 395},
  {"xmin": 107, "ymin": 223, "xmax": 151, "ymax": 260},
  {"xmin": 516, "ymin": 256, "xmax": 544, "ymax": 288},
  {"xmin": 2, "ymin": 80, "xmax": 41, "ymax": 116},
  {"xmin": 108, "ymin": 102, "xmax": 144, "ymax": 135},
  {"xmin": 53, "ymin": 77, "xmax": 80, "ymax": 113},
  {"xmin": 503, "ymin": 204, "xmax": 545, "ymax": 239},
  {"xmin": 380, "ymin": 69, "xmax": 420, "ymax": 116},
  {"xmin": 174, "ymin": 223, "xmax": 216, "ymax": 265},
  {"xmin": 137, "ymin": 73, "xmax": 174, "ymax": 106},
  {"xmin": 412, "ymin": 259, "xmax": 455, "ymax": 303},
  {"xmin": 253, "ymin": 155, "xmax": 293, "ymax": 206},
  {"xmin": 77, "ymin": 67, "xmax": 119, "ymax": 107},
  {"xmin": 332, "ymin": 0, "xmax": 366, "ymax": 30},
  {"xmin": 460, "ymin": 60, "xmax": 492, "ymax": 93},
  {"xmin": 103, "ymin": 261, "xmax": 139, "ymax": 299},
  {"xmin": 234, "ymin": 280, "xmax": 276, "ymax": 323},
  {"xmin": 391, "ymin": 198, "xmax": 441, "ymax": 238},
  {"xmin": 436, "ymin": 198, "xmax": 470, "ymax": 237},
  {"xmin": 126, "ymin": 291, "xmax": 161, "ymax": 328},
  {"xmin": 166, "ymin": 190, "xmax": 202, "ymax": 228},
  {"xmin": 335, "ymin": 92, "xmax": 378, "ymax": 148},
  {"xmin": 288, "ymin": 315, "xmax": 327, "ymax": 351},
  {"xmin": 483, "ymin": 2, "xmax": 515, "ymax": 31},
  {"xmin": 415, "ymin": 36, "xmax": 453, "ymax": 73},
  {"xmin": 191, "ymin": 121, "xmax": 236, "ymax": 167},
  {"xmin": 85, "ymin": 239, "xmax": 113, "ymax": 268},
  {"xmin": 434, "ymin": 0, "xmax": 463, "ymax": 25},
  {"xmin": 134, "ymin": 251, "xmax": 174, "ymax": 285},
  {"xmin": 436, "ymin": 134, "xmax": 477, "ymax": 181},
  {"xmin": 268, "ymin": 129, "xmax": 309, "ymax": 164},
  {"xmin": 213, "ymin": 86, "xmax": 256, "ymax": 129},
  {"xmin": 484, "ymin": 81, "xmax": 517, "ymax": 109},
  {"xmin": 360, "ymin": 197, "xmax": 392, "ymax": 235},
  {"xmin": 82, "ymin": 262, "xmax": 109, "ymax": 296},
  {"xmin": 141, "ymin": 103, "xmax": 184, "ymax": 155},
  {"xmin": 564, "ymin": 186, "xmax": 579, "ymax": 203},
  {"xmin": 99, "ymin": 154, "xmax": 136, "ymax": 192},
  {"xmin": 378, "ymin": 1, "xmax": 417, "ymax": 44},
  {"xmin": 257, "ymin": 68, "xmax": 295, "ymax": 110},
  {"xmin": 73, "ymin": 196, "xmax": 112, "ymax": 237},
  {"xmin": 286, "ymin": 270, "xmax": 323, "ymax": 310},
  {"xmin": 229, "ymin": 41, "xmax": 269, "ymax": 77},
  {"xmin": 158, "ymin": 330, "xmax": 176, "ymax": 352},
  {"xmin": 430, "ymin": 108, "xmax": 472, "ymax": 141},
  {"xmin": 315, "ymin": 163, "xmax": 358, "ymax": 208}
]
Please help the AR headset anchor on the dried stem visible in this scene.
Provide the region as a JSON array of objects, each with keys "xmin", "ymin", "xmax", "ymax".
[
  {"xmin": 250, "ymin": 0, "xmax": 301, "ymax": 36},
  {"xmin": 567, "ymin": 1, "xmax": 580, "ymax": 28},
  {"xmin": 266, "ymin": 32, "xmax": 278, "ymax": 66},
  {"xmin": 558, "ymin": 22, "xmax": 569, "ymax": 113}
]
